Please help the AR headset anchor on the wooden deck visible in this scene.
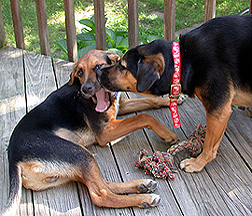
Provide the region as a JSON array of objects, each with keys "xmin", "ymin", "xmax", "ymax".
[{"xmin": 0, "ymin": 46, "xmax": 251, "ymax": 216}]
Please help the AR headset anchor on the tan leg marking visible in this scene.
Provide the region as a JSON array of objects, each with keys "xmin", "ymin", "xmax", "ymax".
[
  {"xmin": 103, "ymin": 178, "xmax": 158, "ymax": 194},
  {"xmin": 180, "ymin": 100, "xmax": 233, "ymax": 172},
  {"xmin": 19, "ymin": 161, "xmax": 80, "ymax": 191},
  {"xmin": 96, "ymin": 113, "xmax": 178, "ymax": 146},
  {"xmin": 82, "ymin": 164, "xmax": 160, "ymax": 208}
]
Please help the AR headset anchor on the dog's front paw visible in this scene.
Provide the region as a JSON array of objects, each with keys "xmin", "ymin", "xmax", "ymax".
[
  {"xmin": 139, "ymin": 194, "xmax": 161, "ymax": 208},
  {"xmin": 177, "ymin": 93, "xmax": 188, "ymax": 105},
  {"xmin": 180, "ymin": 157, "xmax": 206, "ymax": 173},
  {"xmin": 157, "ymin": 124, "xmax": 178, "ymax": 144},
  {"xmin": 162, "ymin": 129, "xmax": 178, "ymax": 144},
  {"xmin": 138, "ymin": 179, "xmax": 158, "ymax": 193},
  {"xmin": 162, "ymin": 94, "xmax": 188, "ymax": 107}
]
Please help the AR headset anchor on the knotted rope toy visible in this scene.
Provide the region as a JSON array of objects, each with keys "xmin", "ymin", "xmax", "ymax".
[{"xmin": 135, "ymin": 124, "xmax": 206, "ymax": 180}]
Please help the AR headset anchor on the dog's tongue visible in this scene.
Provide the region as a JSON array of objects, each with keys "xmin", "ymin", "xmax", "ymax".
[{"xmin": 95, "ymin": 88, "xmax": 110, "ymax": 112}]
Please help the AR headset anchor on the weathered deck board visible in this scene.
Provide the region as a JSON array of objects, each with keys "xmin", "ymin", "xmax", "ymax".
[
  {"xmin": 24, "ymin": 51, "xmax": 56, "ymax": 110},
  {"xmin": 52, "ymin": 58, "xmax": 74, "ymax": 87},
  {"xmin": 0, "ymin": 47, "xmax": 33, "ymax": 215},
  {"xmin": 1, "ymin": 47, "xmax": 251, "ymax": 216}
]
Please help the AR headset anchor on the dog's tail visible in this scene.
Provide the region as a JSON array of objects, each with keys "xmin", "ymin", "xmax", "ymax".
[{"xmin": 1, "ymin": 163, "xmax": 22, "ymax": 216}]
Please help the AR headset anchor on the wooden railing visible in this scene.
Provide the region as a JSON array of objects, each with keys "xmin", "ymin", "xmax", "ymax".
[
  {"xmin": 0, "ymin": 0, "xmax": 251, "ymax": 63},
  {"xmin": 251, "ymin": 0, "xmax": 252, "ymax": 14}
]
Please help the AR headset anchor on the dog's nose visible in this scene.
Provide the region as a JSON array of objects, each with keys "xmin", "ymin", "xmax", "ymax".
[{"xmin": 82, "ymin": 83, "xmax": 94, "ymax": 93}]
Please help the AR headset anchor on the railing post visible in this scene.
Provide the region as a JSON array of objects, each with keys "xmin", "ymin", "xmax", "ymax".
[
  {"xmin": 204, "ymin": 0, "xmax": 216, "ymax": 22},
  {"xmin": 128, "ymin": 0, "xmax": 139, "ymax": 48},
  {"xmin": 94, "ymin": 0, "xmax": 106, "ymax": 50},
  {"xmin": 164, "ymin": 0, "xmax": 176, "ymax": 41},
  {"xmin": 64, "ymin": 0, "xmax": 78, "ymax": 62},
  {"xmin": 35, "ymin": 0, "xmax": 50, "ymax": 56},
  {"xmin": 0, "ymin": 2, "xmax": 6, "ymax": 48},
  {"xmin": 10, "ymin": 0, "xmax": 25, "ymax": 49},
  {"xmin": 250, "ymin": 0, "xmax": 252, "ymax": 14}
]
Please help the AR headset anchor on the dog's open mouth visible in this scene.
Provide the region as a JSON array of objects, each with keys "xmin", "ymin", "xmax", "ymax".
[{"xmin": 92, "ymin": 88, "xmax": 110, "ymax": 113}]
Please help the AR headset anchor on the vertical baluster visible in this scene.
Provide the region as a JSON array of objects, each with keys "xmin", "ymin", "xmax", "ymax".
[
  {"xmin": 94, "ymin": 0, "xmax": 106, "ymax": 50},
  {"xmin": 10, "ymin": 0, "xmax": 25, "ymax": 49},
  {"xmin": 35, "ymin": 0, "xmax": 51, "ymax": 56},
  {"xmin": 164, "ymin": 0, "xmax": 176, "ymax": 41},
  {"xmin": 64, "ymin": 0, "xmax": 78, "ymax": 62},
  {"xmin": 128, "ymin": 0, "xmax": 139, "ymax": 48},
  {"xmin": 204, "ymin": 0, "xmax": 216, "ymax": 22}
]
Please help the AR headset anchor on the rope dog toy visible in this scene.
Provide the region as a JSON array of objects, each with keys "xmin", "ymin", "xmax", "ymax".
[{"xmin": 135, "ymin": 124, "xmax": 206, "ymax": 180}]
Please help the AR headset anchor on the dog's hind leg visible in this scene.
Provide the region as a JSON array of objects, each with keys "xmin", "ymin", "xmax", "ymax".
[
  {"xmin": 10, "ymin": 140, "xmax": 160, "ymax": 209},
  {"xmin": 68, "ymin": 144, "xmax": 160, "ymax": 208},
  {"xmin": 81, "ymin": 162, "xmax": 160, "ymax": 208},
  {"xmin": 102, "ymin": 178, "xmax": 158, "ymax": 194}
]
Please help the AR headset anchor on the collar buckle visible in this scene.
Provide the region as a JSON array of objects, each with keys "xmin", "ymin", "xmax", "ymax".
[{"xmin": 170, "ymin": 84, "xmax": 181, "ymax": 98}]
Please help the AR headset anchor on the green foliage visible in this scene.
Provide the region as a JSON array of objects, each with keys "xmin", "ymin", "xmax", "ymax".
[
  {"xmin": 1, "ymin": 0, "xmax": 250, "ymax": 60},
  {"xmin": 56, "ymin": 16, "xmax": 129, "ymax": 58}
]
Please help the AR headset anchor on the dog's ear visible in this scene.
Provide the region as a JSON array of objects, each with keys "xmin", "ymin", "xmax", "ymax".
[
  {"xmin": 136, "ymin": 53, "xmax": 165, "ymax": 92},
  {"xmin": 105, "ymin": 50, "xmax": 120, "ymax": 64},
  {"xmin": 69, "ymin": 64, "xmax": 78, "ymax": 85}
]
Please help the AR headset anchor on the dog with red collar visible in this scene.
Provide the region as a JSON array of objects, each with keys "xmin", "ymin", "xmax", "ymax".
[{"xmin": 98, "ymin": 15, "xmax": 252, "ymax": 173}]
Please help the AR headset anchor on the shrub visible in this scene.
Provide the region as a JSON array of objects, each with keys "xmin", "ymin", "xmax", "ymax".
[{"xmin": 56, "ymin": 16, "xmax": 129, "ymax": 58}]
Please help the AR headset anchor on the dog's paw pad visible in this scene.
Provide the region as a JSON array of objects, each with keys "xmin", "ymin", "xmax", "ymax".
[
  {"xmin": 150, "ymin": 194, "xmax": 161, "ymax": 207},
  {"xmin": 180, "ymin": 158, "xmax": 204, "ymax": 173},
  {"xmin": 139, "ymin": 179, "xmax": 158, "ymax": 193},
  {"xmin": 140, "ymin": 194, "xmax": 161, "ymax": 208}
]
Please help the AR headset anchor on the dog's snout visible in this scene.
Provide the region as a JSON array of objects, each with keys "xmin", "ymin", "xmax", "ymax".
[{"xmin": 82, "ymin": 83, "xmax": 94, "ymax": 93}]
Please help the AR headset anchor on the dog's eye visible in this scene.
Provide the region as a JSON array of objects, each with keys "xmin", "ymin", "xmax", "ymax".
[
  {"xmin": 93, "ymin": 64, "xmax": 103, "ymax": 71},
  {"xmin": 77, "ymin": 69, "xmax": 84, "ymax": 77}
]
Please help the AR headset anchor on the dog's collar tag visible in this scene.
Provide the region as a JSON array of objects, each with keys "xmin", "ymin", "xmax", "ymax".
[{"xmin": 170, "ymin": 42, "xmax": 181, "ymax": 128}]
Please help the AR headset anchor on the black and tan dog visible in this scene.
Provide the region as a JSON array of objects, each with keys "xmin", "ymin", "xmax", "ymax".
[
  {"xmin": 98, "ymin": 15, "xmax": 252, "ymax": 173},
  {"xmin": 2, "ymin": 50, "xmax": 180, "ymax": 215}
]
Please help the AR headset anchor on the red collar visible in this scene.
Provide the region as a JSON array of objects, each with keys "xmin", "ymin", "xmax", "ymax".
[{"xmin": 170, "ymin": 42, "xmax": 181, "ymax": 128}]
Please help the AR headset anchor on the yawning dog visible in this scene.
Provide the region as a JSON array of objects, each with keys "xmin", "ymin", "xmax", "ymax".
[{"xmin": 2, "ymin": 49, "xmax": 181, "ymax": 215}]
